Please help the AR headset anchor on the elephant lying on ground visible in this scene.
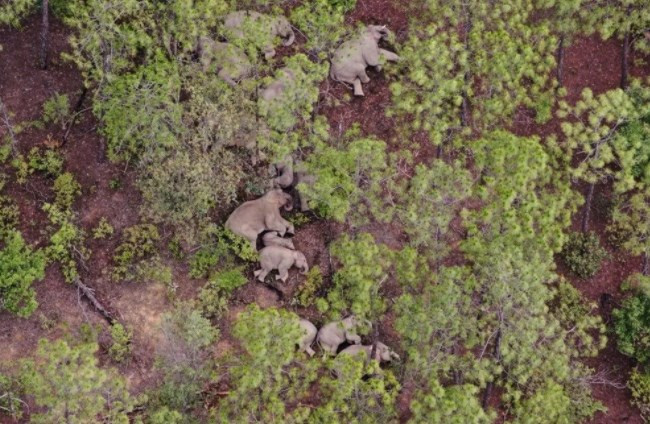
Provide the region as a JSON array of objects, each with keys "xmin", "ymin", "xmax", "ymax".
[
  {"xmin": 330, "ymin": 25, "xmax": 400, "ymax": 96},
  {"xmin": 269, "ymin": 156, "xmax": 294, "ymax": 189},
  {"xmin": 338, "ymin": 342, "xmax": 400, "ymax": 362},
  {"xmin": 317, "ymin": 316, "xmax": 367, "ymax": 354},
  {"xmin": 298, "ymin": 319, "xmax": 318, "ymax": 356},
  {"xmin": 225, "ymin": 189, "xmax": 294, "ymax": 248},
  {"xmin": 254, "ymin": 245, "xmax": 308, "ymax": 283},
  {"xmin": 223, "ymin": 11, "xmax": 295, "ymax": 60},
  {"xmin": 198, "ymin": 37, "xmax": 252, "ymax": 86},
  {"xmin": 260, "ymin": 68, "xmax": 296, "ymax": 102},
  {"xmin": 260, "ymin": 230, "xmax": 295, "ymax": 250}
]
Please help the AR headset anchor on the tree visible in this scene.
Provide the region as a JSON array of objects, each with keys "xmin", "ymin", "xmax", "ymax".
[
  {"xmin": 613, "ymin": 293, "xmax": 650, "ymax": 364},
  {"xmin": 0, "ymin": 0, "xmax": 37, "ymax": 27},
  {"xmin": 611, "ymin": 188, "xmax": 650, "ymax": 274},
  {"xmin": 214, "ymin": 305, "xmax": 318, "ymax": 423},
  {"xmin": 389, "ymin": 0, "xmax": 558, "ymax": 147},
  {"xmin": 409, "ymin": 378, "xmax": 493, "ymax": 424},
  {"xmin": 0, "ymin": 230, "xmax": 45, "ymax": 318},
  {"xmin": 20, "ymin": 338, "xmax": 135, "ymax": 423},
  {"xmin": 289, "ymin": 0, "xmax": 348, "ymax": 56}
]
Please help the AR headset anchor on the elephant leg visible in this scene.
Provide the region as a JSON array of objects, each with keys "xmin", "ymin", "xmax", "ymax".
[
  {"xmin": 305, "ymin": 346, "xmax": 315, "ymax": 357},
  {"xmin": 353, "ymin": 79, "xmax": 364, "ymax": 96},
  {"xmin": 320, "ymin": 342, "xmax": 337, "ymax": 355},
  {"xmin": 276, "ymin": 265, "xmax": 290, "ymax": 282},
  {"xmin": 379, "ymin": 48, "xmax": 400, "ymax": 62},
  {"xmin": 255, "ymin": 268, "xmax": 269, "ymax": 282},
  {"xmin": 359, "ymin": 70, "xmax": 370, "ymax": 83}
]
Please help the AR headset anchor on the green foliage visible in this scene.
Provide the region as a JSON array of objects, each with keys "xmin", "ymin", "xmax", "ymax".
[
  {"xmin": 109, "ymin": 323, "xmax": 133, "ymax": 363},
  {"xmin": 112, "ymin": 224, "xmax": 159, "ymax": 281},
  {"xmin": 189, "ymin": 225, "xmax": 258, "ymax": 279},
  {"xmin": 43, "ymin": 203, "xmax": 88, "ymax": 283},
  {"xmin": 629, "ymin": 368, "xmax": 650, "ymax": 420},
  {"xmin": 560, "ymin": 232, "xmax": 607, "ymax": 279},
  {"xmin": 146, "ymin": 406, "xmax": 185, "ymax": 424},
  {"xmin": 0, "ymin": 0, "xmax": 37, "ymax": 27},
  {"xmin": 0, "ymin": 177, "xmax": 19, "ymax": 238},
  {"xmin": 311, "ymin": 355, "xmax": 400, "ymax": 423},
  {"xmin": 198, "ymin": 268, "xmax": 247, "ymax": 319},
  {"xmin": 290, "ymin": 0, "xmax": 348, "ymax": 55},
  {"xmin": 0, "ymin": 231, "xmax": 45, "ymax": 318},
  {"xmin": 53, "ymin": 172, "xmax": 81, "ymax": 211},
  {"xmin": 398, "ymin": 160, "xmax": 471, "ymax": 259},
  {"xmin": 299, "ymin": 130, "xmax": 395, "ymax": 223},
  {"xmin": 0, "ymin": 372, "xmax": 23, "ymax": 420},
  {"xmin": 92, "ymin": 217, "xmax": 114, "ymax": 239},
  {"xmin": 292, "ymin": 265, "xmax": 323, "ymax": 307},
  {"xmin": 409, "ymin": 378, "xmax": 493, "ymax": 424},
  {"xmin": 215, "ymin": 305, "xmax": 317, "ymax": 423},
  {"xmin": 19, "ymin": 338, "xmax": 135, "ymax": 423},
  {"xmin": 585, "ymin": 0, "xmax": 650, "ymax": 54},
  {"xmin": 613, "ymin": 293, "xmax": 650, "ymax": 364},
  {"xmin": 326, "ymin": 233, "xmax": 392, "ymax": 319},
  {"xmin": 42, "ymin": 93, "xmax": 71, "ymax": 130},
  {"xmin": 12, "ymin": 147, "xmax": 64, "ymax": 183},
  {"xmin": 611, "ymin": 188, "xmax": 650, "ymax": 261}
]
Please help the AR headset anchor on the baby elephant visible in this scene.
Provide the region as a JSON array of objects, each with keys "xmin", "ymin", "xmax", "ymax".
[
  {"xmin": 254, "ymin": 245, "xmax": 308, "ymax": 283},
  {"xmin": 338, "ymin": 342, "xmax": 400, "ymax": 362},
  {"xmin": 298, "ymin": 319, "xmax": 318, "ymax": 356},
  {"xmin": 260, "ymin": 230, "xmax": 295, "ymax": 250},
  {"xmin": 330, "ymin": 25, "xmax": 400, "ymax": 96},
  {"xmin": 317, "ymin": 315, "xmax": 366, "ymax": 354}
]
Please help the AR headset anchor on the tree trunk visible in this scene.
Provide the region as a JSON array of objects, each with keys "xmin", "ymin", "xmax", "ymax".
[
  {"xmin": 643, "ymin": 252, "xmax": 649, "ymax": 276},
  {"xmin": 556, "ymin": 36, "xmax": 565, "ymax": 87},
  {"xmin": 460, "ymin": 9, "xmax": 473, "ymax": 128},
  {"xmin": 62, "ymin": 87, "xmax": 89, "ymax": 145},
  {"xmin": 621, "ymin": 30, "xmax": 630, "ymax": 89},
  {"xmin": 40, "ymin": 0, "xmax": 49, "ymax": 70},
  {"xmin": 581, "ymin": 182, "xmax": 595, "ymax": 233},
  {"xmin": 74, "ymin": 278, "xmax": 115, "ymax": 325},
  {"xmin": 482, "ymin": 330, "xmax": 501, "ymax": 409}
]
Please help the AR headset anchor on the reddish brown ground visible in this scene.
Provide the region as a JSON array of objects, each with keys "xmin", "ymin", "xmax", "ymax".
[{"xmin": 1, "ymin": 1, "xmax": 650, "ymax": 423}]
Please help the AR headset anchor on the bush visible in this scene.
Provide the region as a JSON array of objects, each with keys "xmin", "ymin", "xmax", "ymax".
[
  {"xmin": 109, "ymin": 323, "xmax": 132, "ymax": 363},
  {"xmin": 198, "ymin": 269, "xmax": 247, "ymax": 319},
  {"xmin": 92, "ymin": 217, "xmax": 114, "ymax": 239},
  {"xmin": 0, "ymin": 372, "xmax": 24, "ymax": 420},
  {"xmin": 53, "ymin": 172, "xmax": 81, "ymax": 211},
  {"xmin": 189, "ymin": 225, "xmax": 258, "ymax": 279},
  {"xmin": 629, "ymin": 368, "xmax": 650, "ymax": 420},
  {"xmin": 112, "ymin": 224, "xmax": 160, "ymax": 282},
  {"xmin": 43, "ymin": 203, "xmax": 88, "ymax": 283},
  {"xmin": 293, "ymin": 266, "xmax": 323, "ymax": 307},
  {"xmin": 42, "ymin": 93, "xmax": 71, "ymax": 130},
  {"xmin": 560, "ymin": 232, "xmax": 607, "ymax": 279},
  {"xmin": 613, "ymin": 293, "xmax": 650, "ymax": 364},
  {"xmin": 0, "ymin": 231, "xmax": 46, "ymax": 318},
  {"xmin": 27, "ymin": 147, "xmax": 64, "ymax": 177}
]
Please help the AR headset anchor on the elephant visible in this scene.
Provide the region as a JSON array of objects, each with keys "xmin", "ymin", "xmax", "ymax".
[
  {"xmin": 298, "ymin": 318, "xmax": 318, "ymax": 356},
  {"xmin": 338, "ymin": 342, "xmax": 400, "ymax": 362},
  {"xmin": 198, "ymin": 37, "xmax": 252, "ymax": 86},
  {"xmin": 317, "ymin": 315, "xmax": 368, "ymax": 354},
  {"xmin": 254, "ymin": 245, "xmax": 308, "ymax": 283},
  {"xmin": 223, "ymin": 11, "xmax": 295, "ymax": 60},
  {"xmin": 225, "ymin": 189, "xmax": 294, "ymax": 248},
  {"xmin": 260, "ymin": 68, "xmax": 295, "ymax": 102},
  {"xmin": 294, "ymin": 169, "xmax": 315, "ymax": 212},
  {"xmin": 269, "ymin": 156, "xmax": 294, "ymax": 189},
  {"xmin": 260, "ymin": 230, "xmax": 295, "ymax": 250},
  {"xmin": 330, "ymin": 25, "xmax": 400, "ymax": 96}
]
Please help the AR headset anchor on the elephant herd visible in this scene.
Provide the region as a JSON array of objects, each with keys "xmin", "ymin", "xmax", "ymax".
[{"xmin": 199, "ymin": 10, "xmax": 400, "ymax": 96}]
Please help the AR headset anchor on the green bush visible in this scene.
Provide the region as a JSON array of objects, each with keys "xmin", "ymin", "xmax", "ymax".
[
  {"xmin": 613, "ymin": 293, "xmax": 650, "ymax": 364},
  {"xmin": 629, "ymin": 368, "xmax": 650, "ymax": 420},
  {"xmin": 189, "ymin": 225, "xmax": 258, "ymax": 279},
  {"xmin": 0, "ymin": 231, "xmax": 46, "ymax": 318},
  {"xmin": 112, "ymin": 224, "xmax": 160, "ymax": 282},
  {"xmin": 92, "ymin": 217, "xmax": 114, "ymax": 239},
  {"xmin": 293, "ymin": 266, "xmax": 323, "ymax": 307},
  {"xmin": 42, "ymin": 93, "xmax": 71, "ymax": 130},
  {"xmin": 0, "ymin": 178, "xmax": 19, "ymax": 237},
  {"xmin": 53, "ymin": 172, "xmax": 81, "ymax": 211},
  {"xmin": 109, "ymin": 323, "xmax": 132, "ymax": 363},
  {"xmin": 0, "ymin": 372, "xmax": 24, "ymax": 420},
  {"xmin": 560, "ymin": 232, "xmax": 607, "ymax": 279},
  {"xmin": 198, "ymin": 269, "xmax": 247, "ymax": 319},
  {"xmin": 43, "ymin": 203, "xmax": 88, "ymax": 283}
]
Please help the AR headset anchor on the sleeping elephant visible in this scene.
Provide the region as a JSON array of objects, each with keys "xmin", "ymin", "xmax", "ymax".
[
  {"xmin": 338, "ymin": 342, "xmax": 400, "ymax": 362},
  {"xmin": 198, "ymin": 37, "xmax": 252, "ymax": 86},
  {"xmin": 330, "ymin": 25, "xmax": 400, "ymax": 96},
  {"xmin": 269, "ymin": 156, "xmax": 294, "ymax": 189},
  {"xmin": 260, "ymin": 68, "xmax": 296, "ymax": 102},
  {"xmin": 225, "ymin": 189, "xmax": 294, "ymax": 248},
  {"xmin": 223, "ymin": 11, "xmax": 295, "ymax": 60},
  {"xmin": 254, "ymin": 245, "xmax": 308, "ymax": 283},
  {"xmin": 298, "ymin": 318, "xmax": 318, "ymax": 356},
  {"xmin": 316, "ymin": 315, "xmax": 367, "ymax": 355},
  {"xmin": 260, "ymin": 230, "xmax": 295, "ymax": 250}
]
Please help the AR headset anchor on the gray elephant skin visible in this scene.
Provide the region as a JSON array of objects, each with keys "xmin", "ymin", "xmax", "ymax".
[
  {"xmin": 225, "ymin": 189, "xmax": 294, "ymax": 247},
  {"xmin": 223, "ymin": 11, "xmax": 295, "ymax": 59},
  {"xmin": 254, "ymin": 245, "xmax": 308, "ymax": 283},
  {"xmin": 330, "ymin": 25, "xmax": 400, "ymax": 96},
  {"xmin": 317, "ymin": 315, "xmax": 365, "ymax": 354},
  {"xmin": 198, "ymin": 37, "xmax": 252, "ymax": 86},
  {"xmin": 338, "ymin": 342, "xmax": 400, "ymax": 362},
  {"xmin": 298, "ymin": 318, "xmax": 318, "ymax": 356}
]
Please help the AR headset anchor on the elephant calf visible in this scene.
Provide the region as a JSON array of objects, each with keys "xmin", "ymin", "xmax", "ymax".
[
  {"xmin": 317, "ymin": 315, "xmax": 366, "ymax": 354},
  {"xmin": 338, "ymin": 342, "xmax": 400, "ymax": 362},
  {"xmin": 260, "ymin": 230, "xmax": 295, "ymax": 250},
  {"xmin": 330, "ymin": 25, "xmax": 400, "ymax": 96},
  {"xmin": 298, "ymin": 319, "xmax": 318, "ymax": 356},
  {"xmin": 254, "ymin": 245, "xmax": 308, "ymax": 283}
]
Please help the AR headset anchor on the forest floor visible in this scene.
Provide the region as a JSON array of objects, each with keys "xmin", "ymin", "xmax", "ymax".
[{"xmin": 1, "ymin": 1, "xmax": 649, "ymax": 422}]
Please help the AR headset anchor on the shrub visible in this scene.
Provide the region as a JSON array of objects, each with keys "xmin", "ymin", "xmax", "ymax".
[
  {"xmin": 112, "ymin": 224, "xmax": 160, "ymax": 282},
  {"xmin": 43, "ymin": 203, "xmax": 88, "ymax": 283},
  {"xmin": 292, "ymin": 266, "xmax": 323, "ymax": 307},
  {"xmin": 0, "ymin": 372, "xmax": 23, "ymax": 420},
  {"xmin": 27, "ymin": 147, "xmax": 64, "ymax": 176},
  {"xmin": 53, "ymin": 172, "xmax": 81, "ymax": 211},
  {"xmin": 0, "ymin": 177, "xmax": 19, "ymax": 237},
  {"xmin": 0, "ymin": 230, "xmax": 46, "ymax": 318},
  {"xmin": 629, "ymin": 368, "xmax": 650, "ymax": 420},
  {"xmin": 613, "ymin": 293, "xmax": 650, "ymax": 364},
  {"xmin": 560, "ymin": 232, "xmax": 607, "ymax": 279},
  {"xmin": 42, "ymin": 93, "xmax": 71, "ymax": 130},
  {"xmin": 92, "ymin": 217, "xmax": 114, "ymax": 239},
  {"xmin": 198, "ymin": 269, "xmax": 247, "ymax": 319},
  {"xmin": 108, "ymin": 323, "xmax": 132, "ymax": 363},
  {"xmin": 189, "ymin": 225, "xmax": 258, "ymax": 279}
]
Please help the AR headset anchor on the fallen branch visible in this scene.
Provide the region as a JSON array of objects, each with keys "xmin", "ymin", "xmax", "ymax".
[{"xmin": 74, "ymin": 277, "xmax": 115, "ymax": 324}]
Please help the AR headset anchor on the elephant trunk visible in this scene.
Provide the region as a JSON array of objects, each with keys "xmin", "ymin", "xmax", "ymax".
[
  {"xmin": 283, "ymin": 31, "xmax": 295, "ymax": 47},
  {"xmin": 300, "ymin": 262, "xmax": 309, "ymax": 274}
]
